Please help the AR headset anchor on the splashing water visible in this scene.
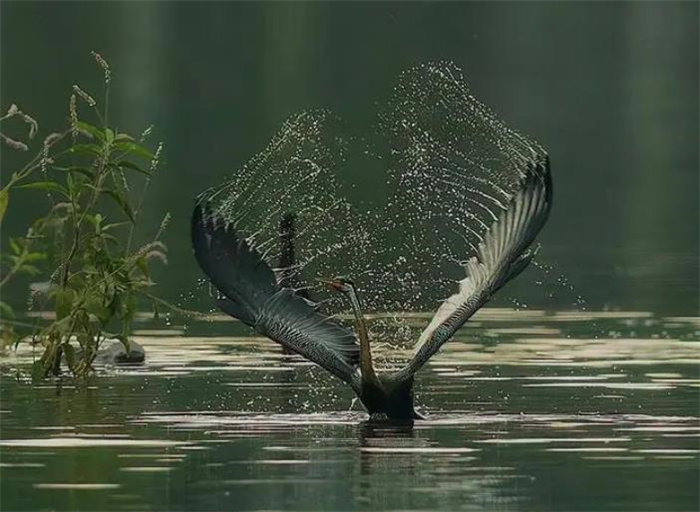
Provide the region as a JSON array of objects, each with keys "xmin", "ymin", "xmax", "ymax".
[{"xmin": 198, "ymin": 62, "xmax": 547, "ymax": 360}]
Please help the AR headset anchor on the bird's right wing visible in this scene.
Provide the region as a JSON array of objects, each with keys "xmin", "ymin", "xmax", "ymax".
[
  {"xmin": 192, "ymin": 204, "xmax": 360, "ymax": 384},
  {"xmin": 397, "ymin": 156, "xmax": 552, "ymax": 378}
]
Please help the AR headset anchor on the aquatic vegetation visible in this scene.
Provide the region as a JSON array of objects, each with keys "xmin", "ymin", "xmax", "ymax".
[{"xmin": 0, "ymin": 52, "xmax": 169, "ymax": 379}]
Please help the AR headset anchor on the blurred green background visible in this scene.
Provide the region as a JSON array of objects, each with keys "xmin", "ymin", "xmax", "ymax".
[{"xmin": 1, "ymin": 1, "xmax": 698, "ymax": 314}]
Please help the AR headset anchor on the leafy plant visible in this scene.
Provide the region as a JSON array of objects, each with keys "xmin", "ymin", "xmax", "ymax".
[{"xmin": 0, "ymin": 52, "xmax": 171, "ymax": 380}]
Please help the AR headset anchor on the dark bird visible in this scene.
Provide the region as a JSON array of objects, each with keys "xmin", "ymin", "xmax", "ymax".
[
  {"xmin": 276, "ymin": 212, "xmax": 310, "ymax": 300},
  {"xmin": 191, "ymin": 155, "xmax": 552, "ymax": 422}
]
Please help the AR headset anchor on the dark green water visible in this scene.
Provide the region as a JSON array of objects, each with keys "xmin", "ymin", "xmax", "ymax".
[
  {"xmin": 1, "ymin": 311, "xmax": 699, "ymax": 511},
  {"xmin": 1, "ymin": 0, "xmax": 698, "ymax": 313},
  {"xmin": 1, "ymin": 2, "xmax": 699, "ymax": 511}
]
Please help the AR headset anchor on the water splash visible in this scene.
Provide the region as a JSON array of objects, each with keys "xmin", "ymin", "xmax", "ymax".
[{"xmin": 198, "ymin": 62, "xmax": 547, "ymax": 355}]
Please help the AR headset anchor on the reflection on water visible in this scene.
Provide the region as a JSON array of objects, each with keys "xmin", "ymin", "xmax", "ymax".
[{"xmin": 1, "ymin": 309, "xmax": 698, "ymax": 511}]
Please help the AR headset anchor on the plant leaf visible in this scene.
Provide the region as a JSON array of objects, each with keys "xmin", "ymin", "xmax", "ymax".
[
  {"xmin": 0, "ymin": 301, "xmax": 14, "ymax": 318},
  {"xmin": 0, "ymin": 188, "xmax": 8, "ymax": 224},
  {"xmin": 18, "ymin": 264, "xmax": 40, "ymax": 276},
  {"xmin": 114, "ymin": 160, "xmax": 149, "ymax": 175},
  {"xmin": 136, "ymin": 256, "xmax": 150, "ymax": 278},
  {"xmin": 76, "ymin": 121, "xmax": 105, "ymax": 141},
  {"xmin": 52, "ymin": 166, "xmax": 96, "ymax": 179},
  {"xmin": 102, "ymin": 221, "xmax": 130, "ymax": 232},
  {"xmin": 67, "ymin": 143, "xmax": 102, "ymax": 157},
  {"xmin": 115, "ymin": 133, "xmax": 134, "ymax": 142},
  {"xmin": 113, "ymin": 141, "xmax": 153, "ymax": 160},
  {"xmin": 100, "ymin": 189, "xmax": 135, "ymax": 223},
  {"xmin": 24, "ymin": 252, "xmax": 46, "ymax": 263},
  {"xmin": 54, "ymin": 289, "xmax": 75, "ymax": 321},
  {"xmin": 31, "ymin": 360, "xmax": 46, "ymax": 382},
  {"xmin": 100, "ymin": 233, "xmax": 119, "ymax": 245},
  {"xmin": 17, "ymin": 181, "xmax": 70, "ymax": 198}
]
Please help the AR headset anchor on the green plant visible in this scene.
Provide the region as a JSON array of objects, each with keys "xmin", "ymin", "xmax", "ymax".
[{"xmin": 0, "ymin": 52, "xmax": 170, "ymax": 380}]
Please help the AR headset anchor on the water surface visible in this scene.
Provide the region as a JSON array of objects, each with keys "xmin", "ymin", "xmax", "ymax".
[{"xmin": 2, "ymin": 309, "xmax": 698, "ymax": 511}]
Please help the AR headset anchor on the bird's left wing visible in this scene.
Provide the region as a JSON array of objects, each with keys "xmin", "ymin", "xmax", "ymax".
[
  {"xmin": 397, "ymin": 156, "xmax": 552, "ymax": 378},
  {"xmin": 192, "ymin": 204, "xmax": 360, "ymax": 384}
]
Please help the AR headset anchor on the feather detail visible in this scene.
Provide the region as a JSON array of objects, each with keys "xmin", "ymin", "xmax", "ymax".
[
  {"xmin": 191, "ymin": 203, "xmax": 359, "ymax": 383},
  {"xmin": 398, "ymin": 155, "xmax": 552, "ymax": 378}
]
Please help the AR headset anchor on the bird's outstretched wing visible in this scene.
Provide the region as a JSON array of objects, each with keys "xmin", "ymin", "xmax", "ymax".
[
  {"xmin": 192, "ymin": 204, "xmax": 360, "ymax": 383},
  {"xmin": 397, "ymin": 155, "xmax": 552, "ymax": 378}
]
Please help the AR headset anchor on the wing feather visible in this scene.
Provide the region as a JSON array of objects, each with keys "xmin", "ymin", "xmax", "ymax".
[
  {"xmin": 191, "ymin": 204, "xmax": 359, "ymax": 383},
  {"xmin": 399, "ymin": 155, "xmax": 552, "ymax": 377}
]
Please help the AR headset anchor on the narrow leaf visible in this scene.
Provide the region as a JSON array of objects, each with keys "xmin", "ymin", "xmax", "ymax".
[
  {"xmin": 67, "ymin": 143, "xmax": 102, "ymax": 157},
  {"xmin": 76, "ymin": 121, "xmax": 105, "ymax": 141},
  {"xmin": 0, "ymin": 188, "xmax": 8, "ymax": 224},
  {"xmin": 52, "ymin": 166, "xmax": 96, "ymax": 179},
  {"xmin": 113, "ymin": 141, "xmax": 153, "ymax": 160},
  {"xmin": 31, "ymin": 360, "xmax": 46, "ymax": 382},
  {"xmin": 17, "ymin": 181, "xmax": 70, "ymax": 198},
  {"xmin": 115, "ymin": 133, "xmax": 134, "ymax": 142},
  {"xmin": 0, "ymin": 301, "xmax": 14, "ymax": 318},
  {"xmin": 114, "ymin": 160, "xmax": 149, "ymax": 175},
  {"xmin": 100, "ymin": 189, "xmax": 135, "ymax": 223}
]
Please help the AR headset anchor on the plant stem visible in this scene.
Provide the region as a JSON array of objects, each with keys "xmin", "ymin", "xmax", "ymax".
[
  {"xmin": 60, "ymin": 142, "xmax": 111, "ymax": 287},
  {"xmin": 125, "ymin": 175, "xmax": 152, "ymax": 255}
]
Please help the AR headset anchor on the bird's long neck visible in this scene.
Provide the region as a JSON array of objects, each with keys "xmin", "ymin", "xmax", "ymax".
[{"xmin": 346, "ymin": 285, "xmax": 379, "ymax": 385}]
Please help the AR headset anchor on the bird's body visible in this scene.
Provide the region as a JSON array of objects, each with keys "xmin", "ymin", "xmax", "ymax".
[
  {"xmin": 352, "ymin": 372, "xmax": 417, "ymax": 421},
  {"xmin": 192, "ymin": 153, "xmax": 552, "ymax": 422}
]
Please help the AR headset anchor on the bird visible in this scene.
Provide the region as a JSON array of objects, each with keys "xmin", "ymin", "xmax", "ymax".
[
  {"xmin": 276, "ymin": 212, "xmax": 311, "ymax": 300},
  {"xmin": 191, "ymin": 154, "xmax": 552, "ymax": 422}
]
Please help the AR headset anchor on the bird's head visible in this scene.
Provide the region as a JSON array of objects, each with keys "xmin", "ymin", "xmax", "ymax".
[{"xmin": 318, "ymin": 276, "xmax": 355, "ymax": 294}]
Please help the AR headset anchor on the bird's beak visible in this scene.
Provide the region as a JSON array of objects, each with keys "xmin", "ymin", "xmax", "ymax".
[{"xmin": 316, "ymin": 278, "xmax": 343, "ymax": 291}]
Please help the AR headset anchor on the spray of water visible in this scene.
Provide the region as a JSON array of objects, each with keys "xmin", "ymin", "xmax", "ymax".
[{"xmin": 198, "ymin": 62, "xmax": 547, "ymax": 355}]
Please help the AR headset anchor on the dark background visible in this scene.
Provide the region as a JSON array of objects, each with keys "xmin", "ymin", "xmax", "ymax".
[{"xmin": 1, "ymin": 1, "xmax": 698, "ymax": 314}]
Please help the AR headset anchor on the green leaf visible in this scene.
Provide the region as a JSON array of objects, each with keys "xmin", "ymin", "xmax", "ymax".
[
  {"xmin": 54, "ymin": 289, "xmax": 75, "ymax": 321},
  {"xmin": 100, "ymin": 188, "xmax": 135, "ymax": 223},
  {"xmin": 136, "ymin": 256, "xmax": 150, "ymax": 278},
  {"xmin": 17, "ymin": 181, "xmax": 70, "ymax": 198},
  {"xmin": 52, "ymin": 166, "xmax": 96, "ymax": 179},
  {"xmin": 113, "ymin": 141, "xmax": 153, "ymax": 160},
  {"xmin": 84, "ymin": 294, "xmax": 110, "ymax": 324},
  {"xmin": 76, "ymin": 121, "xmax": 105, "ymax": 141},
  {"xmin": 0, "ymin": 188, "xmax": 8, "ymax": 224},
  {"xmin": 99, "ymin": 233, "xmax": 119, "ymax": 246},
  {"xmin": 31, "ymin": 360, "xmax": 46, "ymax": 382},
  {"xmin": 114, "ymin": 160, "xmax": 149, "ymax": 175},
  {"xmin": 105, "ymin": 128, "xmax": 115, "ymax": 144},
  {"xmin": 67, "ymin": 143, "xmax": 102, "ymax": 157},
  {"xmin": 24, "ymin": 252, "xmax": 46, "ymax": 263},
  {"xmin": 85, "ymin": 214, "xmax": 100, "ymax": 228},
  {"xmin": 115, "ymin": 133, "xmax": 134, "ymax": 142},
  {"xmin": 0, "ymin": 301, "xmax": 14, "ymax": 318},
  {"xmin": 18, "ymin": 264, "xmax": 40, "ymax": 276},
  {"xmin": 102, "ymin": 221, "xmax": 130, "ymax": 232}
]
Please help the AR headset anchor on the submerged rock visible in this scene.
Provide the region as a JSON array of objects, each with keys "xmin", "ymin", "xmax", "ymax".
[{"xmin": 93, "ymin": 339, "xmax": 146, "ymax": 365}]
